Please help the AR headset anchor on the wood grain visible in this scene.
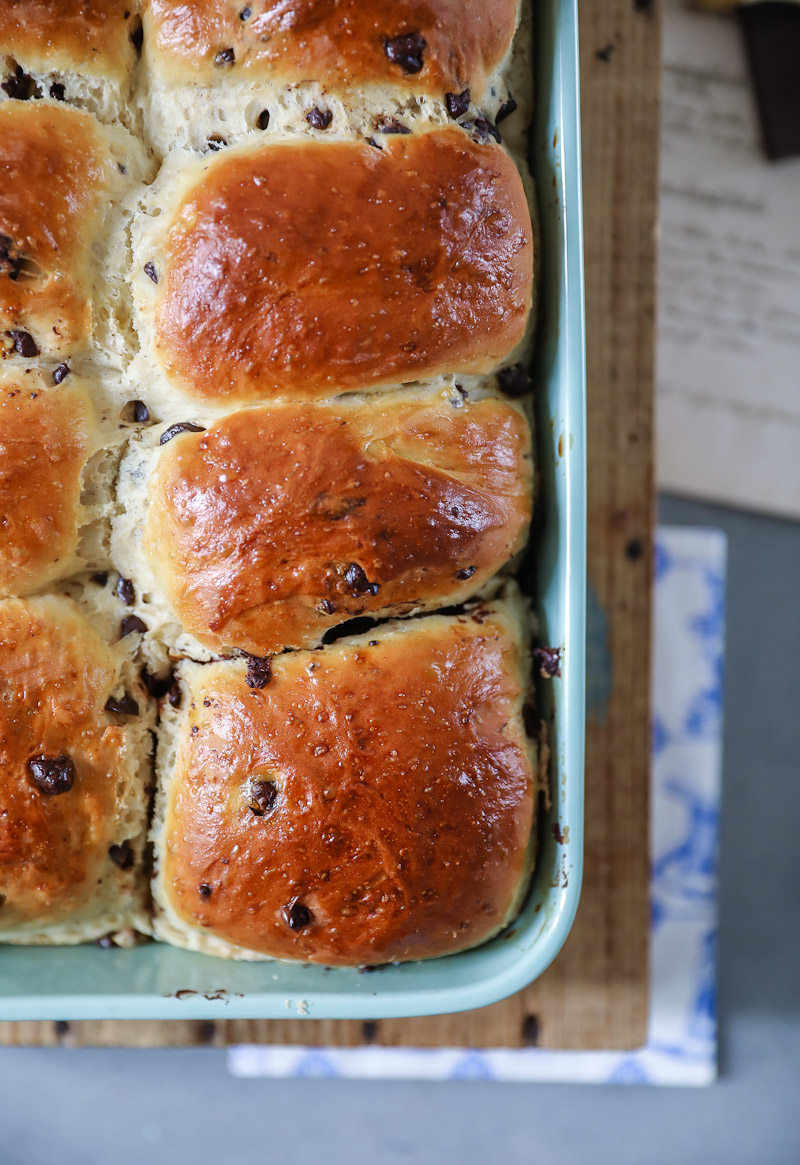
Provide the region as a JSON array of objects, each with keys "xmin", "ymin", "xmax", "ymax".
[{"xmin": 0, "ymin": 0, "xmax": 659, "ymax": 1051}]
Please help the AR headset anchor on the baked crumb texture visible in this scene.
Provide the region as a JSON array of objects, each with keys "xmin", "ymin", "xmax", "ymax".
[{"xmin": 0, "ymin": 0, "xmax": 542, "ymax": 962}]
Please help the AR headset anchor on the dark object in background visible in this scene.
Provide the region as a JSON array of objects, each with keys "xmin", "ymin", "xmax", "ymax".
[{"xmin": 739, "ymin": 3, "xmax": 800, "ymax": 160}]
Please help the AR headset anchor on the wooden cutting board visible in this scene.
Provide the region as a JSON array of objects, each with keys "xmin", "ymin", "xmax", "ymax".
[{"xmin": 0, "ymin": 0, "xmax": 659, "ymax": 1052}]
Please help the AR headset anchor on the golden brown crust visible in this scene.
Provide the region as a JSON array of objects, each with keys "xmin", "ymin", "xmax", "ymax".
[
  {"xmin": 0, "ymin": 102, "xmax": 121, "ymax": 358},
  {"xmin": 144, "ymin": 0, "xmax": 518, "ymax": 99},
  {"xmin": 144, "ymin": 395, "xmax": 532, "ymax": 653},
  {"xmin": 0, "ymin": 0, "xmax": 137, "ymax": 81},
  {"xmin": 158, "ymin": 606, "xmax": 535, "ymax": 965},
  {"xmin": 0, "ymin": 375, "xmax": 95, "ymax": 596},
  {"xmin": 149, "ymin": 129, "xmax": 533, "ymax": 402},
  {"xmin": 0, "ymin": 597, "xmax": 145, "ymax": 934}
]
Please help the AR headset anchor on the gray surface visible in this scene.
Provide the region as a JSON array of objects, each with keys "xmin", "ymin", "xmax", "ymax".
[{"xmin": 1, "ymin": 497, "xmax": 799, "ymax": 1163}]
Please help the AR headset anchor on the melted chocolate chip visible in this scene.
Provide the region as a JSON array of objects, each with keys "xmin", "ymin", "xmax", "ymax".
[
  {"xmin": 108, "ymin": 841, "xmax": 135, "ymax": 869},
  {"xmin": 533, "ymin": 646, "xmax": 561, "ymax": 678},
  {"xmin": 473, "ymin": 117, "xmax": 502, "ymax": 143},
  {"xmin": 306, "ymin": 107, "xmax": 333, "ymax": 130},
  {"xmin": 257, "ymin": 109, "xmax": 270, "ymax": 130},
  {"xmin": 383, "ymin": 32, "xmax": 426, "ymax": 74},
  {"xmin": 28, "ymin": 754, "xmax": 75, "ymax": 796},
  {"xmin": 317, "ymin": 599, "xmax": 336, "ymax": 615},
  {"xmin": 131, "ymin": 400, "xmax": 149, "ymax": 423},
  {"xmin": 7, "ymin": 330, "xmax": 38, "ymax": 358},
  {"xmin": 245, "ymin": 655, "xmax": 272, "ymax": 689},
  {"xmin": 143, "ymin": 260, "xmax": 158, "ymax": 284},
  {"xmin": 115, "ymin": 576, "xmax": 135, "ymax": 606},
  {"xmin": 49, "ymin": 81, "xmax": 66, "ymax": 101},
  {"xmin": 198, "ymin": 883, "xmax": 213, "ymax": 900},
  {"xmin": 344, "ymin": 563, "xmax": 379, "ymax": 596},
  {"xmin": 248, "ymin": 778, "xmax": 278, "ymax": 816},
  {"xmin": 160, "ymin": 422, "xmax": 205, "ymax": 445},
  {"xmin": 497, "ymin": 365, "xmax": 533, "ymax": 398},
  {"xmin": 282, "ymin": 900, "xmax": 312, "ymax": 930},
  {"xmin": 522, "ymin": 701, "xmax": 539, "ymax": 739},
  {"xmin": 445, "ymin": 89, "xmax": 471, "ymax": 119},
  {"xmin": 377, "ymin": 118, "xmax": 411, "ymax": 134},
  {"xmin": 52, "ymin": 363, "xmax": 70, "ymax": 385},
  {"xmin": 239, "ymin": 5, "xmax": 252, "ymax": 18},
  {"xmin": 215, "ymin": 47, "xmax": 235, "ymax": 66},
  {"xmin": 456, "ymin": 565, "xmax": 477, "ymax": 581},
  {"xmin": 0, "ymin": 234, "xmax": 22, "ymax": 281},
  {"xmin": 496, "ymin": 96, "xmax": 518, "ymax": 124},
  {"xmin": 92, "ymin": 572, "xmax": 109, "ymax": 587},
  {"xmin": 1, "ymin": 66, "xmax": 38, "ymax": 101},
  {"xmin": 121, "ymin": 615, "xmax": 147, "ymax": 637},
  {"xmin": 105, "ymin": 693, "xmax": 139, "ymax": 716}
]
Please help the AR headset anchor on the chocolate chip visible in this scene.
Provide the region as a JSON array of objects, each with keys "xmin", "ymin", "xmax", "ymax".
[
  {"xmin": 533, "ymin": 646, "xmax": 561, "ymax": 678},
  {"xmin": 247, "ymin": 778, "xmax": 278, "ymax": 816},
  {"xmin": 497, "ymin": 365, "xmax": 533, "ymax": 398},
  {"xmin": 131, "ymin": 400, "xmax": 149, "ymax": 423},
  {"xmin": 306, "ymin": 107, "xmax": 333, "ymax": 130},
  {"xmin": 7, "ymin": 330, "xmax": 38, "ymax": 358},
  {"xmin": 383, "ymin": 32, "xmax": 426, "ymax": 74},
  {"xmin": 115, "ymin": 577, "xmax": 135, "ymax": 606},
  {"xmin": 206, "ymin": 135, "xmax": 227, "ymax": 151},
  {"xmin": 96, "ymin": 936, "xmax": 117, "ymax": 949},
  {"xmin": 245, "ymin": 655, "xmax": 272, "ymax": 689},
  {"xmin": 344, "ymin": 563, "xmax": 379, "ymax": 596},
  {"xmin": 121, "ymin": 615, "xmax": 147, "ymax": 637},
  {"xmin": 28, "ymin": 755, "xmax": 75, "ymax": 796},
  {"xmin": 317, "ymin": 599, "xmax": 336, "ymax": 615},
  {"xmin": 167, "ymin": 677, "xmax": 183, "ymax": 707},
  {"xmin": 473, "ymin": 117, "xmax": 501, "ymax": 143},
  {"xmin": 496, "ymin": 96, "xmax": 518, "ymax": 124},
  {"xmin": 52, "ymin": 363, "xmax": 70, "ymax": 385},
  {"xmin": 239, "ymin": 5, "xmax": 252, "ymax": 17},
  {"xmin": 255, "ymin": 110, "xmax": 270, "ymax": 131},
  {"xmin": 49, "ymin": 82, "xmax": 66, "ymax": 101},
  {"xmin": 368, "ymin": 640, "xmax": 379, "ymax": 646},
  {"xmin": 160, "ymin": 422, "xmax": 205, "ymax": 445},
  {"xmin": 105, "ymin": 693, "xmax": 139, "ymax": 716},
  {"xmin": 130, "ymin": 22, "xmax": 143, "ymax": 52},
  {"xmin": 282, "ymin": 900, "xmax": 311, "ymax": 930},
  {"xmin": 366, "ymin": 136, "xmax": 382, "ymax": 150},
  {"xmin": 108, "ymin": 841, "xmax": 135, "ymax": 869},
  {"xmin": 1, "ymin": 66, "xmax": 38, "ymax": 101},
  {"xmin": 198, "ymin": 883, "xmax": 213, "ymax": 900},
  {"xmin": 53, "ymin": 1020, "xmax": 70, "ymax": 1038},
  {"xmin": 215, "ymin": 47, "xmax": 235, "ymax": 66},
  {"xmin": 456, "ymin": 565, "xmax": 476, "ymax": 581},
  {"xmin": 377, "ymin": 118, "xmax": 411, "ymax": 134},
  {"xmin": 140, "ymin": 665, "xmax": 165, "ymax": 699},
  {"xmin": 445, "ymin": 89, "xmax": 470, "ymax": 119},
  {"xmin": 92, "ymin": 572, "xmax": 109, "ymax": 587},
  {"xmin": 0, "ymin": 233, "xmax": 22, "ymax": 281},
  {"xmin": 143, "ymin": 261, "xmax": 158, "ymax": 284}
]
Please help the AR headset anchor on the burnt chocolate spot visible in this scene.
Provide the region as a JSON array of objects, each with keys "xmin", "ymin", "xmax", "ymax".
[
  {"xmin": 282, "ymin": 900, "xmax": 312, "ymax": 930},
  {"xmin": 239, "ymin": 5, "xmax": 252, "ymax": 18},
  {"xmin": 497, "ymin": 365, "xmax": 533, "ymax": 398},
  {"xmin": 473, "ymin": 117, "xmax": 502, "ymax": 143},
  {"xmin": 247, "ymin": 778, "xmax": 278, "ymax": 817},
  {"xmin": 317, "ymin": 599, "xmax": 336, "ymax": 615},
  {"xmin": 377, "ymin": 118, "xmax": 411, "ymax": 134},
  {"xmin": 108, "ymin": 841, "xmax": 135, "ymax": 869},
  {"xmin": 131, "ymin": 400, "xmax": 150, "ymax": 423},
  {"xmin": 1, "ymin": 66, "xmax": 38, "ymax": 101},
  {"xmin": 344, "ymin": 563, "xmax": 379, "ymax": 596},
  {"xmin": 245, "ymin": 655, "xmax": 272, "ymax": 689},
  {"xmin": 7, "ymin": 330, "xmax": 38, "ymax": 358},
  {"xmin": 143, "ymin": 260, "xmax": 158, "ymax": 284},
  {"xmin": 105, "ymin": 693, "xmax": 139, "ymax": 716},
  {"xmin": 306, "ymin": 107, "xmax": 333, "ymax": 130},
  {"xmin": 160, "ymin": 422, "xmax": 205, "ymax": 445},
  {"xmin": 92, "ymin": 572, "xmax": 109, "ymax": 587},
  {"xmin": 456, "ymin": 565, "xmax": 476, "ymax": 581},
  {"xmin": 383, "ymin": 32, "xmax": 426, "ymax": 75},
  {"xmin": 120, "ymin": 615, "xmax": 147, "ymax": 637},
  {"xmin": 445, "ymin": 88, "xmax": 471, "ymax": 119},
  {"xmin": 115, "ymin": 576, "xmax": 135, "ymax": 606},
  {"xmin": 52, "ymin": 363, "xmax": 70, "ymax": 385},
  {"xmin": 496, "ymin": 96, "xmax": 518, "ymax": 124},
  {"xmin": 198, "ymin": 883, "xmax": 213, "ymax": 900},
  {"xmin": 215, "ymin": 47, "xmax": 236, "ymax": 66},
  {"xmin": 49, "ymin": 81, "xmax": 66, "ymax": 101},
  {"xmin": 28, "ymin": 754, "xmax": 75, "ymax": 796},
  {"xmin": 256, "ymin": 109, "xmax": 270, "ymax": 130},
  {"xmin": 533, "ymin": 646, "xmax": 561, "ymax": 678}
]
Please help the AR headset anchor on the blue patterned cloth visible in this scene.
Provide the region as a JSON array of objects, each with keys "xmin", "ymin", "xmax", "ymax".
[{"xmin": 229, "ymin": 528, "xmax": 727, "ymax": 1087}]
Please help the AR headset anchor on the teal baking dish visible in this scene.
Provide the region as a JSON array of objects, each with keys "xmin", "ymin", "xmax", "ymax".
[{"xmin": 0, "ymin": 0, "xmax": 585, "ymax": 1021}]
